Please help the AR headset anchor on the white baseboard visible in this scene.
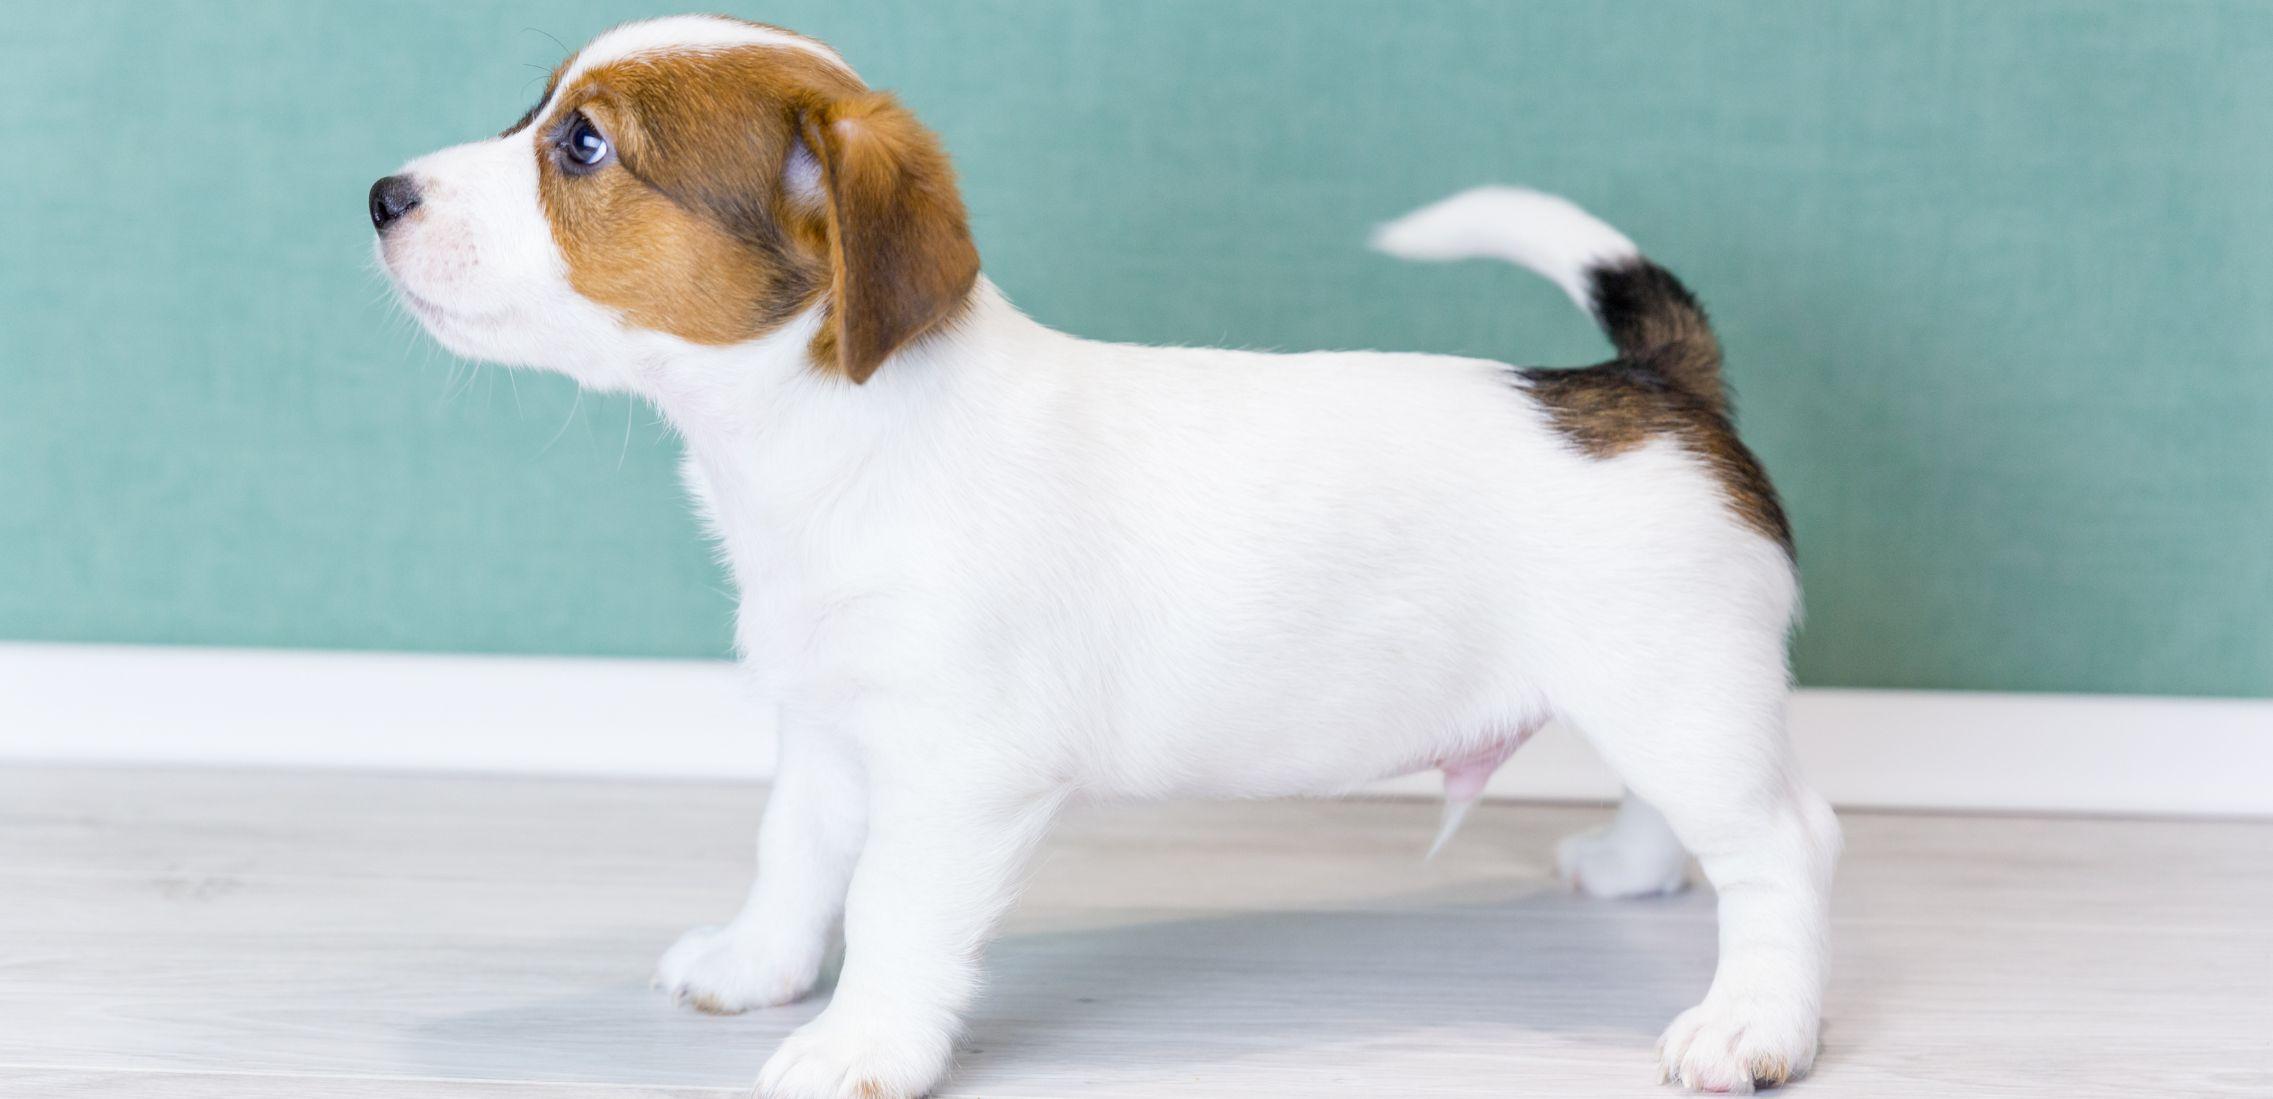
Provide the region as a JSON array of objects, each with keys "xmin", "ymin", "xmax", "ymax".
[{"xmin": 1, "ymin": 642, "xmax": 2265, "ymax": 816}]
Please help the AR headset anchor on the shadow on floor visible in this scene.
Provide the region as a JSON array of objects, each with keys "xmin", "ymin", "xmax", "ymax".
[{"xmin": 404, "ymin": 882, "xmax": 1716, "ymax": 1089}]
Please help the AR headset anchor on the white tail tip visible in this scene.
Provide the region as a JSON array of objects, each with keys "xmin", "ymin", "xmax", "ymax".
[{"xmin": 1370, "ymin": 186, "xmax": 1640, "ymax": 311}]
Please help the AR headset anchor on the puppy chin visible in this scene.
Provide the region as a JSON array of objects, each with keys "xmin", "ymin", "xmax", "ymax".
[
  {"xmin": 405, "ymin": 301, "xmax": 508, "ymax": 364},
  {"xmin": 381, "ymin": 275, "xmax": 502, "ymax": 361},
  {"xmin": 378, "ymin": 256, "xmax": 550, "ymax": 376},
  {"xmin": 389, "ymin": 285, "xmax": 642, "ymax": 394}
]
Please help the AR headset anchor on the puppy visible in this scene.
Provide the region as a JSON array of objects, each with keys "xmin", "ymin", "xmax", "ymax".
[{"xmin": 373, "ymin": 15, "xmax": 1839, "ymax": 1096}]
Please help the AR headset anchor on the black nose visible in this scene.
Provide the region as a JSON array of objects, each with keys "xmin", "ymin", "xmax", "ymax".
[{"xmin": 369, "ymin": 174, "xmax": 422, "ymax": 233}]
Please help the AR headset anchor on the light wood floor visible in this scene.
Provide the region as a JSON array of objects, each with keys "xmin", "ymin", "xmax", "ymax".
[{"xmin": 0, "ymin": 768, "xmax": 2266, "ymax": 1098}]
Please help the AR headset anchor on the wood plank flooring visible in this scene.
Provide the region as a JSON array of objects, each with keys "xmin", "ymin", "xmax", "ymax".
[{"xmin": 0, "ymin": 768, "xmax": 2266, "ymax": 1097}]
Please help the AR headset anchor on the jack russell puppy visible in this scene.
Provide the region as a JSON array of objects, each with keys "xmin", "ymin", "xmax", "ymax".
[{"xmin": 372, "ymin": 15, "xmax": 1839, "ymax": 1097}]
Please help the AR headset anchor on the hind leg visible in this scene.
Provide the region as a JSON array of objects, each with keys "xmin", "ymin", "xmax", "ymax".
[
  {"xmin": 1557, "ymin": 790, "xmax": 1691, "ymax": 898},
  {"xmin": 1569, "ymin": 691, "xmax": 1841, "ymax": 1092}
]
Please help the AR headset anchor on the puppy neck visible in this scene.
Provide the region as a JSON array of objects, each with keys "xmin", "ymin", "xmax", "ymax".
[
  {"xmin": 639, "ymin": 277, "xmax": 1017, "ymax": 439},
  {"xmin": 641, "ymin": 277, "xmax": 1036, "ymax": 522}
]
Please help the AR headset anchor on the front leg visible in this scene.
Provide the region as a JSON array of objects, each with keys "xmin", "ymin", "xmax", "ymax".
[
  {"xmin": 759, "ymin": 759, "xmax": 1063, "ymax": 1099},
  {"xmin": 658, "ymin": 725, "xmax": 866, "ymax": 1013}
]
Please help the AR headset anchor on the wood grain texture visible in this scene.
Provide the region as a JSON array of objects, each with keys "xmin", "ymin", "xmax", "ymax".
[{"xmin": 0, "ymin": 767, "xmax": 2267, "ymax": 1098}]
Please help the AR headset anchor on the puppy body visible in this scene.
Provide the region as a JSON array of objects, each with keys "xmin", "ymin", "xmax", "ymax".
[
  {"xmin": 681, "ymin": 281, "xmax": 1792, "ymax": 803},
  {"xmin": 377, "ymin": 16, "xmax": 1838, "ymax": 1097}
]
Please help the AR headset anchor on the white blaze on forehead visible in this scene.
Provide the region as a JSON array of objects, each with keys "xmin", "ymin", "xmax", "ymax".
[{"xmin": 541, "ymin": 15, "xmax": 859, "ymax": 126}]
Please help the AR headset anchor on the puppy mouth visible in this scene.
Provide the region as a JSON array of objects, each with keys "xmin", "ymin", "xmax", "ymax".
[
  {"xmin": 387, "ymin": 274, "xmax": 508, "ymax": 330},
  {"xmin": 394, "ymin": 284, "xmax": 457, "ymax": 320},
  {"xmin": 373, "ymin": 235, "xmax": 499, "ymax": 327}
]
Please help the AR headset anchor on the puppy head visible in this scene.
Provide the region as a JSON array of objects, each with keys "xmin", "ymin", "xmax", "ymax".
[{"xmin": 372, "ymin": 16, "xmax": 979, "ymax": 389}]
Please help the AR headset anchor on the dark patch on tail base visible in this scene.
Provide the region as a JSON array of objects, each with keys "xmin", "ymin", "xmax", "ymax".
[{"xmin": 1520, "ymin": 261, "xmax": 1794, "ymax": 555}]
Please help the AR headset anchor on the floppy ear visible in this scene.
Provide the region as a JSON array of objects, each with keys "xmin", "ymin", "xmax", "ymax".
[{"xmin": 798, "ymin": 92, "xmax": 981, "ymax": 384}]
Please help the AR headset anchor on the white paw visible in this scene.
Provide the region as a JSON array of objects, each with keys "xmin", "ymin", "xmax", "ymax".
[
  {"xmin": 1556, "ymin": 825, "xmax": 1689, "ymax": 899},
  {"xmin": 1657, "ymin": 992, "xmax": 1820, "ymax": 1093},
  {"xmin": 655, "ymin": 923, "xmax": 822, "ymax": 1014},
  {"xmin": 756, "ymin": 1007, "xmax": 953, "ymax": 1099}
]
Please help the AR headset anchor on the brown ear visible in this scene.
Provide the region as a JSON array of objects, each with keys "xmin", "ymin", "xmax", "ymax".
[{"xmin": 799, "ymin": 92, "xmax": 980, "ymax": 384}]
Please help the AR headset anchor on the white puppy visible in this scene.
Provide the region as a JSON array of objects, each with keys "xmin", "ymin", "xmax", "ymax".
[{"xmin": 373, "ymin": 15, "xmax": 1839, "ymax": 1096}]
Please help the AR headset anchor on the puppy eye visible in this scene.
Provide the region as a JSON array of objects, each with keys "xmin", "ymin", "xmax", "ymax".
[{"xmin": 558, "ymin": 114, "xmax": 613, "ymax": 173}]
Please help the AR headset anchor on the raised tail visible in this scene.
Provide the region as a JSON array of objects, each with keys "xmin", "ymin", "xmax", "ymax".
[{"xmin": 1370, "ymin": 187, "xmax": 1724, "ymax": 413}]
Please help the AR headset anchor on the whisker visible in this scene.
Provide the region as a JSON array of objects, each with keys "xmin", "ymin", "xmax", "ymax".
[
  {"xmin": 540, "ymin": 388, "xmax": 584, "ymax": 454},
  {"xmin": 617, "ymin": 395, "xmax": 636, "ymax": 470},
  {"xmin": 524, "ymin": 27, "xmax": 571, "ymax": 58}
]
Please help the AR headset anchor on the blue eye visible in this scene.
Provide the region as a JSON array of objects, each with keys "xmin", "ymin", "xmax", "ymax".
[{"xmin": 559, "ymin": 115, "xmax": 612, "ymax": 172}]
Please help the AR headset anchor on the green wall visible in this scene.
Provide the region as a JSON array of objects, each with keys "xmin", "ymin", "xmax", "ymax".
[{"xmin": 3, "ymin": 1, "xmax": 2268, "ymax": 697}]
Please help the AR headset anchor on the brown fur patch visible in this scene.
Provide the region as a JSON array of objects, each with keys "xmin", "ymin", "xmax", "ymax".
[
  {"xmin": 1522, "ymin": 363, "xmax": 1793, "ymax": 554},
  {"xmin": 1591, "ymin": 262, "xmax": 1727, "ymax": 417},
  {"xmin": 1524, "ymin": 259, "xmax": 1792, "ymax": 554},
  {"xmin": 798, "ymin": 92, "xmax": 982, "ymax": 383},
  {"xmin": 532, "ymin": 37, "xmax": 978, "ymax": 383},
  {"xmin": 535, "ymin": 46, "xmax": 858, "ymax": 348}
]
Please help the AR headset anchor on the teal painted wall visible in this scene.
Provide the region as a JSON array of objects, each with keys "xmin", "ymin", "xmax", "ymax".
[{"xmin": 3, "ymin": 1, "xmax": 2268, "ymax": 696}]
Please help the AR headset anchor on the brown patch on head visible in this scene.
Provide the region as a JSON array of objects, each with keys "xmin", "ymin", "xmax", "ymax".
[
  {"xmin": 536, "ymin": 46, "xmax": 859, "ymax": 347},
  {"xmin": 531, "ymin": 36, "xmax": 978, "ymax": 382},
  {"xmin": 1522, "ymin": 366, "xmax": 1793, "ymax": 554}
]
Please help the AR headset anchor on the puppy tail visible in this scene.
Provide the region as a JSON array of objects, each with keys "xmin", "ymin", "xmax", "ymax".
[{"xmin": 1369, "ymin": 186, "xmax": 1724, "ymax": 411}]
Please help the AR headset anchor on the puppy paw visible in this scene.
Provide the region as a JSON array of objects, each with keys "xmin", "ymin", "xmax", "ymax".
[
  {"xmin": 756, "ymin": 1008, "xmax": 953, "ymax": 1099},
  {"xmin": 1657, "ymin": 992, "xmax": 1819, "ymax": 1093},
  {"xmin": 655, "ymin": 924, "xmax": 822, "ymax": 1014},
  {"xmin": 1556, "ymin": 825, "xmax": 1688, "ymax": 899}
]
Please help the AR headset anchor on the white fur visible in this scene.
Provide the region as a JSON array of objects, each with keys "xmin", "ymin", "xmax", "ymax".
[
  {"xmin": 500, "ymin": 18, "xmax": 856, "ymax": 147},
  {"xmin": 1372, "ymin": 185, "xmax": 1640, "ymax": 309},
  {"xmin": 562, "ymin": 15, "xmax": 855, "ymax": 89},
  {"xmin": 377, "ymin": 21, "xmax": 1840, "ymax": 1098},
  {"xmin": 1558, "ymin": 790, "xmax": 1693, "ymax": 898}
]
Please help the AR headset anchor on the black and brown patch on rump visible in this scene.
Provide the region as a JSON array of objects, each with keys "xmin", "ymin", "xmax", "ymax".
[
  {"xmin": 1590, "ymin": 262, "xmax": 1725, "ymax": 416},
  {"xmin": 1521, "ymin": 364, "xmax": 1791, "ymax": 553},
  {"xmin": 1522, "ymin": 261, "xmax": 1791, "ymax": 554}
]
